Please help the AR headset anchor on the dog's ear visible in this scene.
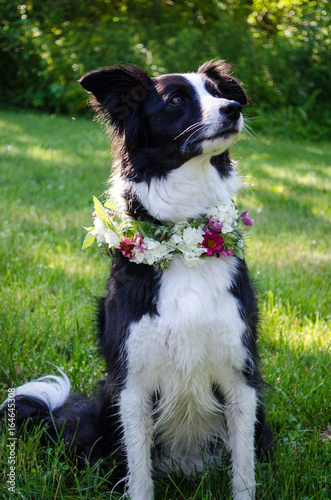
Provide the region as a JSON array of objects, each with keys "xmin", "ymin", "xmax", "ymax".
[
  {"xmin": 198, "ymin": 60, "xmax": 247, "ymax": 105},
  {"xmin": 79, "ymin": 64, "xmax": 155, "ymax": 135}
]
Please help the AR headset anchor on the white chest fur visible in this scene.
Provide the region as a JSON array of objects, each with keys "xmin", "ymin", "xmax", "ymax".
[
  {"xmin": 130, "ymin": 156, "xmax": 240, "ymax": 221},
  {"xmin": 124, "ymin": 256, "xmax": 247, "ymax": 465}
]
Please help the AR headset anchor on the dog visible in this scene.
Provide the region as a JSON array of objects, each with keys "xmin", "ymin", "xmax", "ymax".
[{"xmin": 1, "ymin": 60, "xmax": 272, "ymax": 500}]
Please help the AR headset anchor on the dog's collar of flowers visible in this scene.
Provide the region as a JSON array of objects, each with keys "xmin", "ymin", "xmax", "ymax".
[{"xmin": 83, "ymin": 196, "xmax": 254, "ymax": 269}]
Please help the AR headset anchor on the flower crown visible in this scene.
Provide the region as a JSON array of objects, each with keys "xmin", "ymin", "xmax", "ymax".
[{"xmin": 83, "ymin": 197, "xmax": 254, "ymax": 269}]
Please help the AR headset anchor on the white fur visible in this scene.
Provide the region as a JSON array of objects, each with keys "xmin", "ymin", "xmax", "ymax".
[
  {"xmin": 4, "ymin": 369, "xmax": 70, "ymax": 412},
  {"xmin": 131, "ymin": 156, "xmax": 240, "ymax": 222}
]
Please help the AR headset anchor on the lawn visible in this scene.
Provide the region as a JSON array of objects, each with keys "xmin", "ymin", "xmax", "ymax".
[{"xmin": 0, "ymin": 109, "xmax": 330, "ymax": 499}]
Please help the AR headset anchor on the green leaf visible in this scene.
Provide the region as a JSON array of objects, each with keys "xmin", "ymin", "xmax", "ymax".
[
  {"xmin": 82, "ymin": 231, "xmax": 96, "ymax": 250},
  {"xmin": 234, "ymin": 247, "xmax": 244, "ymax": 260},
  {"xmin": 225, "ymin": 232, "xmax": 239, "ymax": 242},
  {"xmin": 93, "ymin": 196, "xmax": 109, "ymax": 226},
  {"xmin": 104, "ymin": 201, "xmax": 113, "ymax": 209}
]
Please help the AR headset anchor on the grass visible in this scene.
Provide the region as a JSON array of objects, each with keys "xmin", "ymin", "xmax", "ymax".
[{"xmin": 0, "ymin": 109, "xmax": 330, "ymax": 499}]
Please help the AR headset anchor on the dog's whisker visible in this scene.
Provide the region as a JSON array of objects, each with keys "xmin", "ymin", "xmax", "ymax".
[
  {"xmin": 185, "ymin": 124, "xmax": 209, "ymax": 145},
  {"xmin": 242, "ymin": 123, "xmax": 258, "ymax": 140},
  {"xmin": 173, "ymin": 121, "xmax": 205, "ymax": 141}
]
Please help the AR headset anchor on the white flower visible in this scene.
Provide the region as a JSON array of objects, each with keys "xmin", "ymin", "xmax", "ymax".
[
  {"xmin": 139, "ymin": 237, "xmax": 172, "ymax": 265},
  {"xmin": 209, "ymin": 203, "xmax": 238, "ymax": 234},
  {"xmin": 90, "ymin": 217, "xmax": 120, "ymax": 248},
  {"xmin": 180, "ymin": 251, "xmax": 205, "ymax": 267},
  {"xmin": 169, "ymin": 226, "xmax": 204, "ymax": 253},
  {"xmin": 104, "ymin": 229, "xmax": 120, "ymax": 248},
  {"xmin": 182, "ymin": 226, "xmax": 205, "ymax": 246},
  {"xmin": 167, "ymin": 225, "xmax": 205, "ymax": 266},
  {"xmin": 170, "ymin": 233, "xmax": 182, "ymax": 245},
  {"xmin": 221, "ymin": 221, "xmax": 236, "ymax": 234},
  {"xmin": 91, "ymin": 218, "xmax": 108, "ymax": 246},
  {"xmin": 131, "ymin": 247, "xmax": 146, "ymax": 264}
]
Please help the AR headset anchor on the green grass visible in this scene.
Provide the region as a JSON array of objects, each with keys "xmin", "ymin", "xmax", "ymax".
[{"xmin": 0, "ymin": 109, "xmax": 330, "ymax": 499}]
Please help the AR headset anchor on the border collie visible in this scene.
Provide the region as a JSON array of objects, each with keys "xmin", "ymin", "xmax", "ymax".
[{"xmin": 1, "ymin": 60, "xmax": 272, "ymax": 499}]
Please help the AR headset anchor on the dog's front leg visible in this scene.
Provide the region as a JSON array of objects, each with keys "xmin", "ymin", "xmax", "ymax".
[
  {"xmin": 120, "ymin": 384, "xmax": 154, "ymax": 500},
  {"xmin": 224, "ymin": 381, "xmax": 257, "ymax": 500}
]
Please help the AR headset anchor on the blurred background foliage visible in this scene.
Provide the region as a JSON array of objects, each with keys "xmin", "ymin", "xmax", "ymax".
[{"xmin": 0, "ymin": 0, "xmax": 330, "ymax": 139}]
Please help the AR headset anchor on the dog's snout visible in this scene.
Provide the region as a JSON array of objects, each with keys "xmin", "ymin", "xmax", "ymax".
[{"xmin": 219, "ymin": 101, "xmax": 242, "ymax": 122}]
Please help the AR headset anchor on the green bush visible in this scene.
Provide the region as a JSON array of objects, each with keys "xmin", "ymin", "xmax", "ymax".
[{"xmin": 0, "ymin": 0, "xmax": 330, "ymax": 138}]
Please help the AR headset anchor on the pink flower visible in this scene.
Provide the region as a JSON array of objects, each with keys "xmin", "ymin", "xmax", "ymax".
[
  {"xmin": 205, "ymin": 216, "xmax": 223, "ymax": 234},
  {"xmin": 92, "ymin": 210, "xmax": 115, "ymax": 220},
  {"xmin": 219, "ymin": 249, "xmax": 234, "ymax": 258},
  {"xmin": 202, "ymin": 231, "xmax": 224, "ymax": 256},
  {"xmin": 133, "ymin": 233, "xmax": 146, "ymax": 253},
  {"xmin": 240, "ymin": 211, "xmax": 254, "ymax": 226},
  {"xmin": 119, "ymin": 238, "xmax": 136, "ymax": 259}
]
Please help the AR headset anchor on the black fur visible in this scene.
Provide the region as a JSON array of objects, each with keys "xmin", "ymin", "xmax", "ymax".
[{"xmin": 98, "ymin": 258, "xmax": 162, "ymax": 389}]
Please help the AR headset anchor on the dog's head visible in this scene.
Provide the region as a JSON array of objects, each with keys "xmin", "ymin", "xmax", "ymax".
[{"xmin": 79, "ymin": 61, "xmax": 247, "ymax": 182}]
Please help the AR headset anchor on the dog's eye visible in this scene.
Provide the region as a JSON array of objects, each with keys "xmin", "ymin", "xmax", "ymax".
[
  {"xmin": 169, "ymin": 95, "xmax": 183, "ymax": 105},
  {"xmin": 211, "ymin": 89, "xmax": 221, "ymax": 98}
]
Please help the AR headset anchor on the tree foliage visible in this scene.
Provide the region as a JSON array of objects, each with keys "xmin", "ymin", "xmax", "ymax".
[{"xmin": 0, "ymin": 0, "xmax": 330, "ymax": 137}]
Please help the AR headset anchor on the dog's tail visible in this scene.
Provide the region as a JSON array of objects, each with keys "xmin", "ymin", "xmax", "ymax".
[{"xmin": 0, "ymin": 369, "xmax": 123, "ymax": 467}]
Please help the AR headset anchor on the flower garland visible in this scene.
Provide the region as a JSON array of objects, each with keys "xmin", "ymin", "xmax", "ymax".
[{"xmin": 83, "ymin": 196, "xmax": 254, "ymax": 269}]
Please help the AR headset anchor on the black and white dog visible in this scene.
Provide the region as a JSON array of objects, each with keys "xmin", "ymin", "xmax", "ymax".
[{"xmin": 1, "ymin": 61, "xmax": 272, "ymax": 499}]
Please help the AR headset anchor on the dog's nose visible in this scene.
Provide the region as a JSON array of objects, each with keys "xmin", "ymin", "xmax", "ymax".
[{"xmin": 219, "ymin": 101, "xmax": 242, "ymax": 122}]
